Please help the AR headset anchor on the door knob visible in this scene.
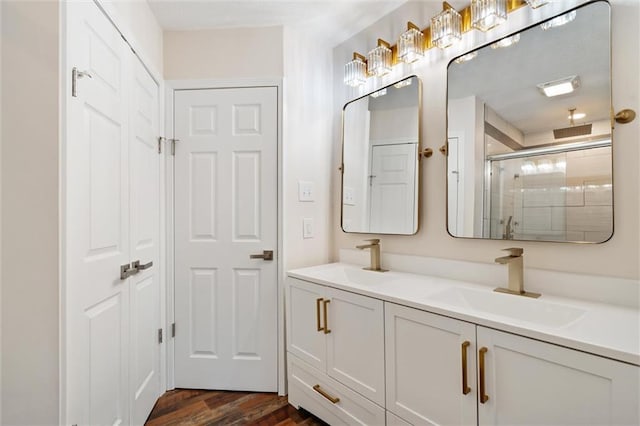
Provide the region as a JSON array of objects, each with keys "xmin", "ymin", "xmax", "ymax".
[
  {"xmin": 249, "ymin": 250, "xmax": 274, "ymax": 261},
  {"xmin": 132, "ymin": 260, "xmax": 153, "ymax": 271}
]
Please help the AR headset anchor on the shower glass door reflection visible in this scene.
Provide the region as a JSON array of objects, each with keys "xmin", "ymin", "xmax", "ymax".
[{"xmin": 487, "ymin": 145, "xmax": 612, "ymax": 242}]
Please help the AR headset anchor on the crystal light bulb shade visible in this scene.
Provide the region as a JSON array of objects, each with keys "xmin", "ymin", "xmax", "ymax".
[
  {"xmin": 431, "ymin": 7, "xmax": 462, "ymax": 49},
  {"xmin": 398, "ymin": 28, "xmax": 425, "ymax": 63},
  {"xmin": 344, "ymin": 58, "xmax": 367, "ymax": 87},
  {"xmin": 471, "ymin": 0, "xmax": 507, "ymax": 32},
  {"xmin": 367, "ymin": 45, "xmax": 392, "ymax": 77},
  {"xmin": 525, "ymin": 0, "xmax": 549, "ymax": 8}
]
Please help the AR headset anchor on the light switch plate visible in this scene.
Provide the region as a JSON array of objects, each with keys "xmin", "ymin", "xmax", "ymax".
[
  {"xmin": 298, "ymin": 180, "xmax": 314, "ymax": 202},
  {"xmin": 303, "ymin": 218, "xmax": 313, "ymax": 239},
  {"xmin": 343, "ymin": 187, "xmax": 355, "ymax": 205}
]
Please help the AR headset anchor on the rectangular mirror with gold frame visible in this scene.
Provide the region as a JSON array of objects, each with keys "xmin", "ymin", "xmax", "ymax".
[
  {"xmin": 341, "ymin": 75, "xmax": 421, "ymax": 235},
  {"xmin": 447, "ymin": 1, "xmax": 612, "ymax": 243}
]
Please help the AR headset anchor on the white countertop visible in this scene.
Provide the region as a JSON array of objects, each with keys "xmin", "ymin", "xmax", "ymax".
[{"xmin": 288, "ymin": 262, "xmax": 640, "ymax": 366}]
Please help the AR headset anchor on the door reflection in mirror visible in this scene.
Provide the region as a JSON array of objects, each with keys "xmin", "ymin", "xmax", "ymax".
[{"xmin": 342, "ymin": 75, "xmax": 421, "ymax": 235}]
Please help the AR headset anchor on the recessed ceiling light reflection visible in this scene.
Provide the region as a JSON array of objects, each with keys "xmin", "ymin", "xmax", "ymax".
[{"xmin": 537, "ymin": 75, "xmax": 580, "ymax": 97}]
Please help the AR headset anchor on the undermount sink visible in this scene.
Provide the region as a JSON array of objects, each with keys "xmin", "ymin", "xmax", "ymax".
[{"xmin": 430, "ymin": 287, "xmax": 586, "ymax": 328}]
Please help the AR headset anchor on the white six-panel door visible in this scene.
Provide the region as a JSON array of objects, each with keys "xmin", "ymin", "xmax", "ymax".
[
  {"xmin": 369, "ymin": 143, "xmax": 417, "ymax": 234},
  {"xmin": 174, "ymin": 87, "xmax": 278, "ymax": 391},
  {"xmin": 66, "ymin": 3, "xmax": 131, "ymax": 424},
  {"xmin": 66, "ymin": 2, "xmax": 162, "ymax": 424}
]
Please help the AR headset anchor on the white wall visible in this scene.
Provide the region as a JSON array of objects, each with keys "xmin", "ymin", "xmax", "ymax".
[
  {"xmin": 333, "ymin": 0, "xmax": 640, "ymax": 280},
  {"xmin": 1, "ymin": 2, "xmax": 59, "ymax": 423},
  {"xmin": 282, "ymin": 26, "xmax": 333, "ymax": 270},
  {"xmin": 163, "ymin": 26, "xmax": 283, "ymax": 80}
]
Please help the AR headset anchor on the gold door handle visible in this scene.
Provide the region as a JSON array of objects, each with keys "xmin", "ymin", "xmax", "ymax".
[
  {"xmin": 313, "ymin": 384, "xmax": 340, "ymax": 404},
  {"xmin": 323, "ymin": 299, "xmax": 331, "ymax": 334},
  {"xmin": 316, "ymin": 298, "xmax": 324, "ymax": 332},
  {"xmin": 479, "ymin": 347, "xmax": 489, "ymax": 403},
  {"xmin": 461, "ymin": 341, "xmax": 471, "ymax": 395}
]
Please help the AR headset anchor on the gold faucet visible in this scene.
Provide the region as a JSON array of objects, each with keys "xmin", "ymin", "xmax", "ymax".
[
  {"xmin": 356, "ymin": 239, "xmax": 387, "ymax": 272},
  {"xmin": 493, "ymin": 248, "xmax": 540, "ymax": 298}
]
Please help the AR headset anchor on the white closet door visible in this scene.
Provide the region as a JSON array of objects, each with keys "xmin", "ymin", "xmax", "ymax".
[
  {"xmin": 369, "ymin": 143, "xmax": 417, "ymax": 234},
  {"xmin": 174, "ymin": 87, "xmax": 278, "ymax": 391},
  {"xmin": 66, "ymin": 2, "xmax": 131, "ymax": 425},
  {"xmin": 129, "ymin": 56, "xmax": 162, "ymax": 424}
]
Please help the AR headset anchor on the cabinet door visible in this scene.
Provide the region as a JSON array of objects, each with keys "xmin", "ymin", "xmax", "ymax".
[
  {"xmin": 326, "ymin": 287, "xmax": 385, "ymax": 406},
  {"xmin": 287, "ymin": 278, "xmax": 327, "ymax": 371},
  {"xmin": 477, "ymin": 327, "xmax": 640, "ymax": 425},
  {"xmin": 385, "ymin": 303, "xmax": 477, "ymax": 425}
]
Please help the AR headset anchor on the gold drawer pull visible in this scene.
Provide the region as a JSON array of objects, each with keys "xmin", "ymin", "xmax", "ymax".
[
  {"xmin": 461, "ymin": 341, "xmax": 471, "ymax": 395},
  {"xmin": 313, "ymin": 384, "xmax": 340, "ymax": 404},
  {"xmin": 479, "ymin": 347, "xmax": 489, "ymax": 403},
  {"xmin": 323, "ymin": 299, "xmax": 331, "ymax": 334},
  {"xmin": 316, "ymin": 298, "xmax": 324, "ymax": 332}
]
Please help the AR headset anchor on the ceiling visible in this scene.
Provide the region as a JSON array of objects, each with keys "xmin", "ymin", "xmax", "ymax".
[
  {"xmin": 448, "ymin": 1, "xmax": 610, "ymax": 136},
  {"xmin": 148, "ymin": 0, "xmax": 408, "ymax": 43}
]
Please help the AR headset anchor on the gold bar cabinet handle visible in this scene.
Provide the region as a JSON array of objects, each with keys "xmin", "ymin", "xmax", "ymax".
[
  {"xmin": 316, "ymin": 298, "xmax": 324, "ymax": 332},
  {"xmin": 323, "ymin": 299, "xmax": 331, "ymax": 334},
  {"xmin": 479, "ymin": 347, "xmax": 489, "ymax": 403},
  {"xmin": 461, "ymin": 341, "xmax": 471, "ymax": 395},
  {"xmin": 313, "ymin": 384, "xmax": 340, "ymax": 404}
]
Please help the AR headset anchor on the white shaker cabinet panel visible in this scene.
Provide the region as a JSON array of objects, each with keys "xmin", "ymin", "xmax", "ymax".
[
  {"xmin": 476, "ymin": 326, "xmax": 640, "ymax": 426},
  {"xmin": 325, "ymin": 286, "xmax": 385, "ymax": 406},
  {"xmin": 286, "ymin": 277, "xmax": 385, "ymax": 407},
  {"xmin": 385, "ymin": 303, "xmax": 478, "ymax": 426},
  {"xmin": 287, "ymin": 278, "xmax": 327, "ymax": 372}
]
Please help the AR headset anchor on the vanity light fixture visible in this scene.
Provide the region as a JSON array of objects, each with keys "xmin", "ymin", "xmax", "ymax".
[
  {"xmin": 398, "ymin": 22, "xmax": 425, "ymax": 63},
  {"xmin": 537, "ymin": 75, "xmax": 580, "ymax": 97},
  {"xmin": 471, "ymin": 0, "xmax": 507, "ymax": 32},
  {"xmin": 344, "ymin": 52, "xmax": 367, "ymax": 87},
  {"xmin": 524, "ymin": 0, "xmax": 548, "ymax": 8},
  {"xmin": 540, "ymin": 10, "xmax": 577, "ymax": 30},
  {"xmin": 454, "ymin": 51, "xmax": 479, "ymax": 63},
  {"xmin": 431, "ymin": 2, "xmax": 462, "ymax": 49},
  {"xmin": 367, "ymin": 39, "xmax": 393, "ymax": 77},
  {"xmin": 491, "ymin": 33, "xmax": 520, "ymax": 49}
]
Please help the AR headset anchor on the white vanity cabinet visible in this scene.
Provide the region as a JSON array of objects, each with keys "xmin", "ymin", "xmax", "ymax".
[
  {"xmin": 286, "ymin": 277, "xmax": 386, "ymax": 424},
  {"xmin": 477, "ymin": 326, "xmax": 640, "ymax": 426},
  {"xmin": 385, "ymin": 302, "xmax": 640, "ymax": 426},
  {"xmin": 385, "ymin": 303, "xmax": 479, "ymax": 426}
]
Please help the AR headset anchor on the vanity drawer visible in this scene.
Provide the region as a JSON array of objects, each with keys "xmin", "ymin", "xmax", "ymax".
[{"xmin": 288, "ymin": 353, "xmax": 385, "ymax": 426}]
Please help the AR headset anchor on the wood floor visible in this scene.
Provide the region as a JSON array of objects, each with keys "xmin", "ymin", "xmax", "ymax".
[{"xmin": 145, "ymin": 389, "xmax": 328, "ymax": 426}]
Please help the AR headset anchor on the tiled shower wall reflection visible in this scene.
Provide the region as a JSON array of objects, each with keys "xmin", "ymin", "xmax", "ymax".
[{"xmin": 489, "ymin": 147, "xmax": 612, "ymax": 242}]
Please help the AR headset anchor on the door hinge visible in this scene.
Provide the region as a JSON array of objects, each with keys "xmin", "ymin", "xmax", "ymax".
[
  {"xmin": 170, "ymin": 138, "xmax": 180, "ymax": 156},
  {"xmin": 171, "ymin": 323, "xmax": 176, "ymax": 338},
  {"xmin": 158, "ymin": 328, "xmax": 163, "ymax": 344},
  {"xmin": 158, "ymin": 136, "xmax": 166, "ymax": 154}
]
